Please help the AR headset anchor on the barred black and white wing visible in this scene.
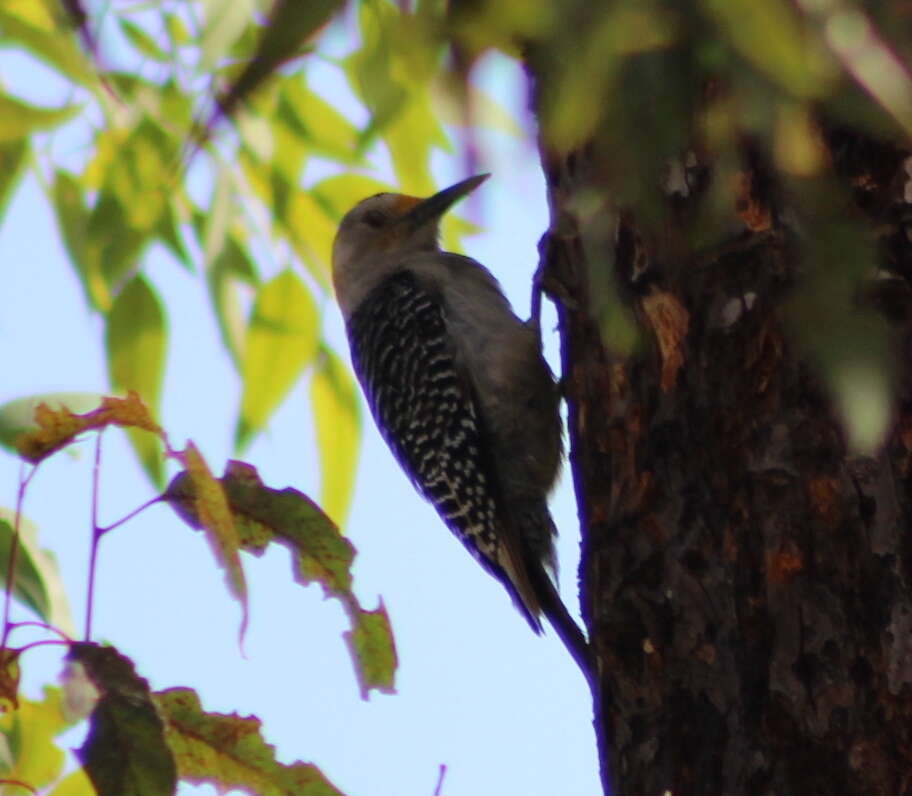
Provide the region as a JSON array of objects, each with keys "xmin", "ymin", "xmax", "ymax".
[{"xmin": 346, "ymin": 270, "xmax": 543, "ymax": 630}]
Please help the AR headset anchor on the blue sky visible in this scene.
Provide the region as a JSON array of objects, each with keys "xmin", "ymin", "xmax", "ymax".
[{"xmin": 0, "ymin": 29, "xmax": 601, "ymax": 796}]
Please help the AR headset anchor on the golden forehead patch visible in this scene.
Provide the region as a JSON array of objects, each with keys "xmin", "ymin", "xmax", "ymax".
[{"xmin": 391, "ymin": 194, "xmax": 422, "ymax": 214}]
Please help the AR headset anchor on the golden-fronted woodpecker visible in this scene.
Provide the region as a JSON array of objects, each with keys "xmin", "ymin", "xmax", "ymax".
[{"xmin": 332, "ymin": 175, "xmax": 588, "ymax": 672}]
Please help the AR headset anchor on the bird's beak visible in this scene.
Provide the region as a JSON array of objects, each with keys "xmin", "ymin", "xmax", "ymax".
[{"xmin": 399, "ymin": 174, "xmax": 490, "ymax": 230}]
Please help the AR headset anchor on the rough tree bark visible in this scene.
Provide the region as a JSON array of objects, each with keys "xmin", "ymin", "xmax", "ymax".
[{"xmin": 527, "ymin": 61, "xmax": 912, "ymax": 796}]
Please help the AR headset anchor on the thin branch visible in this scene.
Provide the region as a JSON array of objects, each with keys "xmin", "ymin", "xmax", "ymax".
[
  {"xmin": 84, "ymin": 435, "xmax": 164, "ymax": 641},
  {"xmin": 433, "ymin": 765, "xmax": 447, "ymax": 796},
  {"xmin": 84, "ymin": 433, "xmax": 104, "ymax": 641},
  {"xmin": 7, "ymin": 621, "xmax": 71, "ymax": 642},
  {"xmin": 18, "ymin": 638, "xmax": 68, "ymax": 656},
  {"xmin": 1, "ymin": 464, "xmax": 38, "ymax": 649},
  {"xmin": 98, "ymin": 494, "xmax": 163, "ymax": 535}
]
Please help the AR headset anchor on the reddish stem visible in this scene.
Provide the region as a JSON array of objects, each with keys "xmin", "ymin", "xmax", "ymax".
[
  {"xmin": 1, "ymin": 465, "xmax": 38, "ymax": 650},
  {"xmin": 84, "ymin": 434, "xmax": 103, "ymax": 641},
  {"xmin": 7, "ymin": 621, "xmax": 71, "ymax": 642}
]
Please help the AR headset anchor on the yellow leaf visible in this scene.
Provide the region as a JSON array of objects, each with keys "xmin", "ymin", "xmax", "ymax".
[
  {"xmin": 237, "ymin": 270, "xmax": 319, "ymax": 449},
  {"xmin": 310, "ymin": 174, "xmax": 392, "ymax": 219},
  {"xmin": 282, "ymin": 191, "xmax": 334, "ymax": 288},
  {"xmin": 0, "ymin": 93, "xmax": 79, "ymax": 143},
  {"xmin": 0, "ymin": 687, "xmax": 70, "ymax": 791},
  {"xmin": 200, "ymin": 0, "xmax": 255, "ymax": 71},
  {"xmin": 52, "ymin": 170, "xmax": 109, "ymax": 312},
  {"xmin": 311, "ymin": 347, "xmax": 361, "ymax": 527},
  {"xmin": 175, "ymin": 443, "xmax": 248, "ymax": 641},
  {"xmin": 106, "ymin": 275, "xmax": 168, "ymax": 486},
  {"xmin": 46, "ymin": 768, "xmax": 94, "ymax": 796}
]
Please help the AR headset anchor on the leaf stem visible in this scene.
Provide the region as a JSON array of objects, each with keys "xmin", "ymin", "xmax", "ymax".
[
  {"xmin": 84, "ymin": 433, "xmax": 104, "ymax": 641},
  {"xmin": 7, "ymin": 621, "xmax": 71, "ymax": 641},
  {"xmin": 1, "ymin": 464, "xmax": 38, "ymax": 650},
  {"xmin": 17, "ymin": 638, "xmax": 69, "ymax": 657},
  {"xmin": 84, "ymin": 434, "xmax": 163, "ymax": 641},
  {"xmin": 97, "ymin": 494, "xmax": 163, "ymax": 535}
]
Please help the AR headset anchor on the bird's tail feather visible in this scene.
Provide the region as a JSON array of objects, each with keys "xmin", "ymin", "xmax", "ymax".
[{"xmin": 509, "ymin": 498, "xmax": 592, "ymax": 680}]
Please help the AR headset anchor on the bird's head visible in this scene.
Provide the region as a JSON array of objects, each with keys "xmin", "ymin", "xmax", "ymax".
[{"xmin": 332, "ymin": 174, "xmax": 489, "ymax": 315}]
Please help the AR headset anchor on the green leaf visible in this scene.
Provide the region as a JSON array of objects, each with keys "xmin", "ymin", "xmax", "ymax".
[
  {"xmin": 69, "ymin": 643, "xmax": 177, "ymax": 796},
  {"xmin": 51, "ymin": 169, "xmax": 109, "ymax": 311},
  {"xmin": 199, "ymin": 166, "xmax": 235, "ymax": 270},
  {"xmin": 0, "ymin": 687, "xmax": 73, "ymax": 790},
  {"xmin": 119, "ymin": 17, "xmax": 169, "ymax": 62},
  {"xmin": 213, "ymin": 0, "xmax": 342, "ymax": 123},
  {"xmin": 281, "ymin": 190, "xmax": 335, "ymax": 288},
  {"xmin": 345, "ymin": 604, "xmax": 396, "ymax": 699},
  {"xmin": 311, "ymin": 346, "xmax": 361, "ymax": 528},
  {"xmin": 279, "ymin": 79, "xmax": 362, "ymax": 164},
  {"xmin": 85, "ymin": 121, "xmax": 177, "ymax": 290},
  {"xmin": 86, "ymin": 190, "xmax": 149, "ymax": 290},
  {"xmin": 0, "ymin": 139, "xmax": 29, "ymax": 220},
  {"xmin": 106, "ymin": 276, "xmax": 168, "ymax": 487},
  {"xmin": 346, "ymin": 2, "xmax": 447, "ymax": 193},
  {"xmin": 163, "ymin": 12, "xmax": 191, "ymax": 47},
  {"xmin": 168, "ymin": 444, "xmax": 249, "ymax": 642},
  {"xmin": 0, "ymin": 92, "xmax": 81, "ymax": 143},
  {"xmin": 201, "ymin": 0, "xmax": 256, "ymax": 71},
  {"xmin": 155, "ymin": 688, "xmax": 345, "ymax": 796},
  {"xmin": 0, "ymin": 3, "xmax": 95, "ymax": 86},
  {"xmin": 310, "ymin": 174, "xmax": 391, "ymax": 219},
  {"xmin": 207, "ymin": 234, "xmax": 259, "ymax": 367},
  {"xmin": 156, "ymin": 201, "xmax": 191, "ymax": 269},
  {"xmin": 0, "ymin": 511, "xmax": 73, "ymax": 633},
  {"xmin": 191, "ymin": 181, "xmax": 259, "ymax": 367},
  {"xmin": 435, "ymin": 84, "xmax": 523, "ymax": 138},
  {"xmin": 163, "ymin": 461, "xmax": 397, "ymax": 696},
  {"xmin": 701, "ymin": 0, "xmax": 832, "ymax": 99},
  {"xmin": 165, "ymin": 461, "xmax": 351, "ymax": 594},
  {"xmin": 236, "ymin": 270, "xmax": 319, "ymax": 449}
]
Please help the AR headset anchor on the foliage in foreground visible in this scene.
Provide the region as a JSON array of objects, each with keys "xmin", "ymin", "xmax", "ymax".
[{"xmin": 0, "ymin": 393, "xmax": 395, "ymax": 793}]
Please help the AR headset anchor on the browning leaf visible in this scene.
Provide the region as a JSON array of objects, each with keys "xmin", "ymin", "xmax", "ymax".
[
  {"xmin": 163, "ymin": 460, "xmax": 397, "ymax": 697},
  {"xmin": 15, "ymin": 392, "xmax": 163, "ymax": 463},
  {"xmin": 344, "ymin": 603, "xmax": 396, "ymax": 699},
  {"xmin": 168, "ymin": 443, "xmax": 248, "ymax": 643},
  {"xmin": 0, "ymin": 648, "xmax": 21, "ymax": 712},
  {"xmin": 155, "ymin": 687, "xmax": 345, "ymax": 796}
]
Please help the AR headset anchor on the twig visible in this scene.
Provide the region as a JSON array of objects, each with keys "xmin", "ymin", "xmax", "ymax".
[
  {"xmin": 7, "ymin": 621, "xmax": 71, "ymax": 642},
  {"xmin": 17, "ymin": 638, "xmax": 68, "ymax": 656},
  {"xmin": 98, "ymin": 495, "xmax": 163, "ymax": 535},
  {"xmin": 84, "ymin": 434, "xmax": 163, "ymax": 641},
  {"xmin": 1, "ymin": 464, "xmax": 38, "ymax": 649},
  {"xmin": 84, "ymin": 433, "xmax": 104, "ymax": 641},
  {"xmin": 433, "ymin": 764, "xmax": 447, "ymax": 796}
]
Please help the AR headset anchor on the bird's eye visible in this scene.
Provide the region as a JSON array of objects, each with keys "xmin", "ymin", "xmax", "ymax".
[{"xmin": 362, "ymin": 209, "xmax": 386, "ymax": 227}]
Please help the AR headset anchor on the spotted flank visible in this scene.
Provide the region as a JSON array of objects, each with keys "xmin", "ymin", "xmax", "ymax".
[{"xmin": 347, "ymin": 270, "xmax": 535, "ymax": 619}]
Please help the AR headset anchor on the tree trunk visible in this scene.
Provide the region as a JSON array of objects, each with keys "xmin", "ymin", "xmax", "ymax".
[{"xmin": 532, "ymin": 83, "xmax": 912, "ymax": 796}]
